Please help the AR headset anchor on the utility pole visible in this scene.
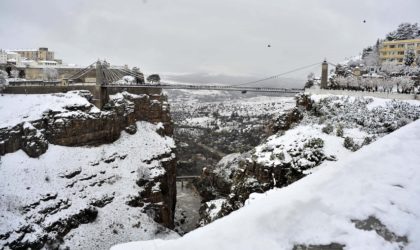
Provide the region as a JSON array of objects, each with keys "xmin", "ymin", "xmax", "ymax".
[{"xmin": 321, "ymin": 60, "xmax": 328, "ymax": 89}]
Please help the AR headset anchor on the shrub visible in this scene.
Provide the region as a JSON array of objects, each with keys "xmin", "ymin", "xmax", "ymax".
[
  {"xmin": 304, "ymin": 138, "xmax": 324, "ymax": 149},
  {"xmin": 322, "ymin": 124, "xmax": 334, "ymax": 134},
  {"xmin": 336, "ymin": 124, "xmax": 344, "ymax": 137},
  {"xmin": 343, "ymin": 137, "xmax": 360, "ymax": 152}
]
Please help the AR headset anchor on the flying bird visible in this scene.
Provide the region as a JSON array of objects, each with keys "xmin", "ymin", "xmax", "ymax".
[
  {"xmin": 267, "ymin": 44, "xmax": 271, "ymax": 48},
  {"xmin": 363, "ymin": 20, "xmax": 366, "ymax": 23}
]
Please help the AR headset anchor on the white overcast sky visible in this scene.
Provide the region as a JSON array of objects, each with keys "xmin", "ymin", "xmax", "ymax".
[{"xmin": 0, "ymin": 0, "xmax": 419, "ymax": 78}]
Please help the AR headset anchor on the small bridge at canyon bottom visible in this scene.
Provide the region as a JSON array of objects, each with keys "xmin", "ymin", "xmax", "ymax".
[
  {"xmin": 176, "ymin": 175, "xmax": 200, "ymax": 187},
  {"xmin": 3, "ymin": 60, "xmax": 334, "ymax": 108}
]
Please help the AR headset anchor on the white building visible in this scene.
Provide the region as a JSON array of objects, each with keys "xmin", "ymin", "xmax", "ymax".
[{"xmin": 6, "ymin": 51, "xmax": 22, "ymax": 66}]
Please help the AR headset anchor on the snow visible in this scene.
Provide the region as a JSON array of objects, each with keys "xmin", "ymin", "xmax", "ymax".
[
  {"xmin": 254, "ymin": 125, "xmax": 350, "ymax": 169},
  {"xmin": 0, "ymin": 121, "xmax": 177, "ymax": 249},
  {"xmin": 366, "ymin": 97, "xmax": 420, "ymax": 110},
  {"xmin": 112, "ymin": 119, "xmax": 420, "ymax": 250},
  {"xmin": 205, "ymin": 199, "xmax": 226, "ymax": 221},
  {"xmin": 0, "ymin": 93, "xmax": 99, "ymax": 128}
]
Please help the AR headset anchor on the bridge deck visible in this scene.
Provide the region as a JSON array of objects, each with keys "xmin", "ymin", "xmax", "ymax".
[
  {"xmin": 103, "ymin": 83, "xmax": 303, "ymax": 93},
  {"xmin": 176, "ymin": 175, "xmax": 200, "ymax": 180}
]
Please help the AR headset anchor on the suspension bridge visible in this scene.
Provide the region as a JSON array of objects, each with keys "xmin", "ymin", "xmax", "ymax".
[
  {"xmin": 4, "ymin": 59, "xmax": 333, "ymax": 107},
  {"xmin": 65, "ymin": 60, "xmax": 332, "ymax": 94}
]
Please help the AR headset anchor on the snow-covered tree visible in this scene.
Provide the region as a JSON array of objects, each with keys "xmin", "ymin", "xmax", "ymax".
[
  {"xmin": 362, "ymin": 40, "xmax": 380, "ymax": 67},
  {"xmin": 147, "ymin": 74, "xmax": 161, "ymax": 84},
  {"xmin": 10, "ymin": 69, "xmax": 19, "ymax": 78},
  {"xmin": 392, "ymin": 76, "xmax": 415, "ymax": 93},
  {"xmin": 0, "ymin": 70, "xmax": 7, "ymax": 84},
  {"xmin": 404, "ymin": 49, "xmax": 416, "ymax": 66},
  {"xmin": 43, "ymin": 68, "xmax": 58, "ymax": 81},
  {"xmin": 381, "ymin": 62, "xmax": 404, "ymax": 76},
  {"xmin": 386, "ymin": 23, "xmax": 420, "ymax": 41},
  {"xmin": 304, "ymin": 72, "xmax": 315, "ymax": 88}
]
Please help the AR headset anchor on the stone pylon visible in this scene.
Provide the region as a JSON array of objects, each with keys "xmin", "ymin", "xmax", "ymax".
[
  {"xmin": 93, "ymin": 60, "xmax": 108, "ymax": 108},
  {"xmin": 321, "ymin": 60, "xmax": 328, "ymax": 89}
]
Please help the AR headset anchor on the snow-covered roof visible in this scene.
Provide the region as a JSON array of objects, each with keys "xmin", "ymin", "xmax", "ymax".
[{"xmin": 112, "ymin": 119, "xmax": 420, "ymax": 250}]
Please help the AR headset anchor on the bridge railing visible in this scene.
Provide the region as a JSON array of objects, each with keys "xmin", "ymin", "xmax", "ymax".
[{"xmin": 102, "ymin": 83, "xmax": 303, "ymax": 93}]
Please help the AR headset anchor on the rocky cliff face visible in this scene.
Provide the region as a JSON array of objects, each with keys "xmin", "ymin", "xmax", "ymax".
[
  {"xmin": 0, "ymin": 91, "xmax": 178, "ymax": 250},
  {"xmin": 0, "ymin": 91, "xmax": 173, "ymax": 157},
  {"xmin": 195, "ymin": 94, "xmax": 420, "ymax": 226}
]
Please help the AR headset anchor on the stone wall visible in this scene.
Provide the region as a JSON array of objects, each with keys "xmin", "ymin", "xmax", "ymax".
[{"xmin": 23, "ymin": 67, "xmax": 96, "ymax": 81}]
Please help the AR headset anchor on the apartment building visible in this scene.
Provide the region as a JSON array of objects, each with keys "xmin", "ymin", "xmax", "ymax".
[
  {"xmin": 8, "ymin": 47, "xmax": 56, "ymax": 62},
  {"xmin": 379, "ymin": 38, "xmax": 420, "ymax": 65}
]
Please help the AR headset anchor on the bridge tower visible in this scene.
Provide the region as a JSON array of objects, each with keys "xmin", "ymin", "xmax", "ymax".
[
  {"xmin": 321, "ymin": 60, "xmax": 328, "ymax": 89},
  {"xmin": 93, "ymin": 60, "xmax": 109, "ymax": 108}
]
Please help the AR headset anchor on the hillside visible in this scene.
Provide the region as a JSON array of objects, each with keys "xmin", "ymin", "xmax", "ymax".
[{"xmin": 112, "ymin": 117, "xmax": 420, "ymax": 250}]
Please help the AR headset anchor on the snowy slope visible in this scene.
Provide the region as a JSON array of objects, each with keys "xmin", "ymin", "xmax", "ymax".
[
  {"xmin": 112, "ymin": 120, "xmax": 420, "ymax": 250},
  {"xmin": 0, "ymin": 122, "xmax": 178, "ymax": 249},
  {"xmin": 0, "ymin": 93, "xmax": 99, "ymax": 129}
]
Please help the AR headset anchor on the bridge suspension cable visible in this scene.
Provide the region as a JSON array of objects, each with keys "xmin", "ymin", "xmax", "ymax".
[
  {"xmin": 230, "ymin": 61, "xmax": 323, "ymax": 87},
  {"xmin": 67, "ymin": 62, "xmax": 96, "ymax": 80}
]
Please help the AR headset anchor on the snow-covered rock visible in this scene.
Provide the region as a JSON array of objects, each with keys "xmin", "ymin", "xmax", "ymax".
[{"xmin": 195, "ymin": 94, "xmax": 419, "ymax": 226}]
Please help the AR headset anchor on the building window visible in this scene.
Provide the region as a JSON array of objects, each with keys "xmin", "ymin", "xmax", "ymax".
[
  {"xmin": 398, "ymin": 44, "xmax": 405, "ymax": 48},
  {"xmin": 398, "ymin": 58, "xmax": 403, "ymax": 62},
  {"xmin": 397, "ymin": 51, "xmax": 404, "ymax": 55},
  {"xmin": 389, "ymin": 45, "xmax": 395, "ymax": 48}
]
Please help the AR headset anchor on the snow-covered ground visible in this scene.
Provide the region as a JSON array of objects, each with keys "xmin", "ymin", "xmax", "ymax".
[
  {"xmin": 112, "ymin": 118, "xmax": 420, "ymax": 250},
  {"xmin": 0, "ymin": 93, "xmax": 99, "ymax": 129},
  {"xmin": 0, "ymin": 122, "xmax": 178, "ymax": 249}
]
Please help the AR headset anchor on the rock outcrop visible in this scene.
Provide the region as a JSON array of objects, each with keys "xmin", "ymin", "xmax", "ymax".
[{"xmin": 0, "ymin": 91, "xmax": 173, "ymax": 157}]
